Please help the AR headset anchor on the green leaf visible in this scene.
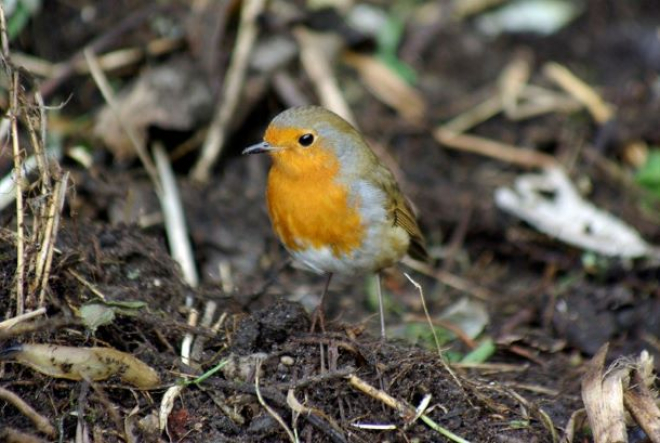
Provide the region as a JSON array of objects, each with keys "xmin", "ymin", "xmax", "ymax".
[
  {"xmin": 103, "ymin": 300, "xmax": 148, "ymax": 310},
  {"xmin": 635, "ymin": 149, "xmax": 660, "ymax": 196},
  {"xmin": 403, "ymin": 322, "xmax": 454, "ymax": 349},
  {"xmin": 460, "ymin": 338, "xmax": 496, "ymax": 364},
  {"xmin": 80, "ymin": 303, "xmax": 116, "ymax": 334},
  {"xmin": 375, "ymin": 10, "xmax": 417, "ymax": 84}
]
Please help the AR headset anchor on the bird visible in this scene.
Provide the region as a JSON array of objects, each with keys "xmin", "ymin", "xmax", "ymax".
[{"xmin": 242, "ymin": 106, "xmax": 428, "ymax": 338}]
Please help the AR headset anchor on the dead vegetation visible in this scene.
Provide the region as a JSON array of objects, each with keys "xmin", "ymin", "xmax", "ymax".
[{"xmin": 1, "ymin": 1, "xmax": 660, "ymax": 442}]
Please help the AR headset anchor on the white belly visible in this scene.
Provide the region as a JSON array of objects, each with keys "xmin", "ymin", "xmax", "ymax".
[{"xmin": 288, "ymin": 180, "xmax": 409, "ymax": 275}]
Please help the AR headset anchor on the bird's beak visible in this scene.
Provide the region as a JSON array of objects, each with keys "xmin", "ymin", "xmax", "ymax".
[{"xmin": 242, "ymin": 141, "xmax": 273, "ymax": 155}]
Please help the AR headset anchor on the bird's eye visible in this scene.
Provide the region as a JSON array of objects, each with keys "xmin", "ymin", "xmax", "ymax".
[{"xmin": 298, "ymin": 133, "xmax": 314, "ymax": 147}]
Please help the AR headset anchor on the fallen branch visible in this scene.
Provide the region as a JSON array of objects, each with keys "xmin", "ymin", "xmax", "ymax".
[{"xmin": 0, "ymin": 386, "xmax": 56, "ymax": 437}]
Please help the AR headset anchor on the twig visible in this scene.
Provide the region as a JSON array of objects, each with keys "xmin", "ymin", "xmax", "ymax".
[
  {"xmin": 0, "ymin": 314, "xmax": 72, "ymax": 341},
  {"xmin": 294, "ymin": 27, "xmax": 356, "ymax": 125},
  {"xmin": 13, "ymin": 38, "xmax": 182, "ymax": 79},
  {"xmin": 433, "ymin": 127, "xmax": 557, "ymax": 169},
  {"xmin": 33, "ymin": 172, "xmax": 68, "ymax": 306},
  {"xmin": 0, "ymin": 386, "xmax": 56, "ymax": 437},
  {"xmin": 25, "ymin": 94, "xmax": 52, "ymax": 295},
  {"xmin": 255, "ymin": 359, "xmax": 298, "ymax": 443},
  {"xmin": 191, "ymin": 0, "xmax": 267, "ymax": 182},
  {"xmin": 543, "ymin": 62, "xmax": 614, "ymax": 124},
  {"xmin": 84, "ymin": 48, "xmax": 161, "ymax": 194},
  {"xmin": 0, "ymin": 3, "xmax": 9, "ymax": 57},
  {"xmin": 190, "ymin": 300, "xmax": 218, "ymax": 363},
  {"xmin": 441, "ymin": 95, "xmax": 502, "ymax": 134},
  {"xmin": 10, "ymin": 71, "xmax": 26, "ymax": 316},
  {"xmin": 498, "ymin": 52, "xmax": 532, "ymax": 119},
  {"xmin": 403, "ymin": 273, "xmax": 442, "ymax": 357},
  {"xmin": 38, "ymin": 172, "xmax": 68, "ymax": 306},
  {"xmin": 153, "ymin": 144, "xmax": 199, "ymax": 288},
  {"xmin": 0, "ymin": 307, "xmax": 46, "ymax": 330},
  {"xmin": 181, "ymin": 307, "xmax": 199, "ymax": 367},
  {"xmin": 347, "ymin": 374, "xmax": 471, "ymax": 443},
  {"xmin": 67, "ymin": 269, "xmax": 107, "ymax": 301},
  {"xmin": 403, "ymin": 257, "xmax": 493, "ymax": 300}
]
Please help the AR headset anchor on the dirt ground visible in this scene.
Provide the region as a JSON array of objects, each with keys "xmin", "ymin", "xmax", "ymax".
[{"xmin": 1, "ymin": 1, "xmax": 660, "ymax": 442}]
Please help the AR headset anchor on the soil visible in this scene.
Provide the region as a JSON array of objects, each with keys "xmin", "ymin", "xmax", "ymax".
[{"xmin": 1, "ymin": 1, "xmax": 660, "ymax": 442}]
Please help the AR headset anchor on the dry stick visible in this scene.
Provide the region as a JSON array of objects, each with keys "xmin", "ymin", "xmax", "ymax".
[
  {"xmin": 498, "ymin": 52, "xmax": 531, "ymax": 119},
  {"xmin": 10, "ymin": 71, "xmax": 26, "ymax": 316},
  {"xmin": 154, "ymin": 144, "xmax": 202, "ymax": 366},
  {"xmin": 153, "ymin": 145, "xmax": 199, "ymax": 289},
  {"xmin": 433, "ymin": 127, "xmax": 557, "ymax": 169},
  {"xmin": 32, "ymin": 173, "xmax": 59, "ymax": 300},
  {"xmin": 403, "ymin": 257, "xmax": 492, "ymax": 301},
  {"xmin": 38, "ymin": 172, "xmax": 69, "ymax": 307},
  {"xmin": 83, "ymin": 48, "xmax": 161, "ymax": 194},
  {"xmin": 441, "ymin": 95, "xmax": 503, "ymax": 134},
  {"xmin": 543, "ymin": 62, "xmax": 614, "ymax": 124},
  {"xmin": 0, "ymin": 386, "xmax": 56, "ymax": 437},
  {"xmin": 0, "ymin": 315, "xmax": 72, "ymax": 341},
  {"xmin": 191, "ymin": 0, "xmax": 267, "ymax": 182},
  {"xmin": 0, "ymin": 307, "xmax": 46, "ymax": 330},
  {"xmin": 347, "ymin": 374, "xmax": 471, "ymax": 443},
  {"xmin": 403, "ymin": 273, "xmax": 442, "ymax": 357},
  {"xmin": 294, "ymin": 27, "xmax": 356, "ymax": 125},
  {"xmin": 180, "ymin": 307, "xmax": 199, "ymax": 367},
  {"xmin": 67, "ymin": 269, "xmax": 107, "ymax": 301},
  {"xmin": 0, "ymin": 4, "xmax": 8, "ymax": 57},
  {"xmin": 13, "ymin": 38, "xmax": 183, "ymax": 79},
  {"xmin": 25, "ymin": 96, "xmax": 51, "ymax": 285}
]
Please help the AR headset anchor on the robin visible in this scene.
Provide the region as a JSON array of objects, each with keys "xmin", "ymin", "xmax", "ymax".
[{"xmin": 243, "ymin": 106, "xmax": 428, "ymax": 337}]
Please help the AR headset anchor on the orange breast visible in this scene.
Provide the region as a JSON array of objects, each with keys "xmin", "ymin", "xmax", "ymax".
[{"xmin": 266, "ymin": 152, "xmax": 364, "ymax": 256}]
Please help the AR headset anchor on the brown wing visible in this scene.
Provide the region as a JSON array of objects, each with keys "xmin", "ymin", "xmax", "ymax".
[
  {"xmin": 393, "ymin": 197, "xmax": 429, "ymax": 262},
  {"xmin": 372, "ymin": 164, "xmax": 429, "ymax": 263}
]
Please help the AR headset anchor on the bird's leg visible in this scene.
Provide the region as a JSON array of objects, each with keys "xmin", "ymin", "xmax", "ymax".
[
  {"xmin": 310, "ymin": 272, "xmax": 333, "ymax": 333},
  {"xmin": 376, "ymin": 272, "xmax": 387, "ymax": 339}
]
